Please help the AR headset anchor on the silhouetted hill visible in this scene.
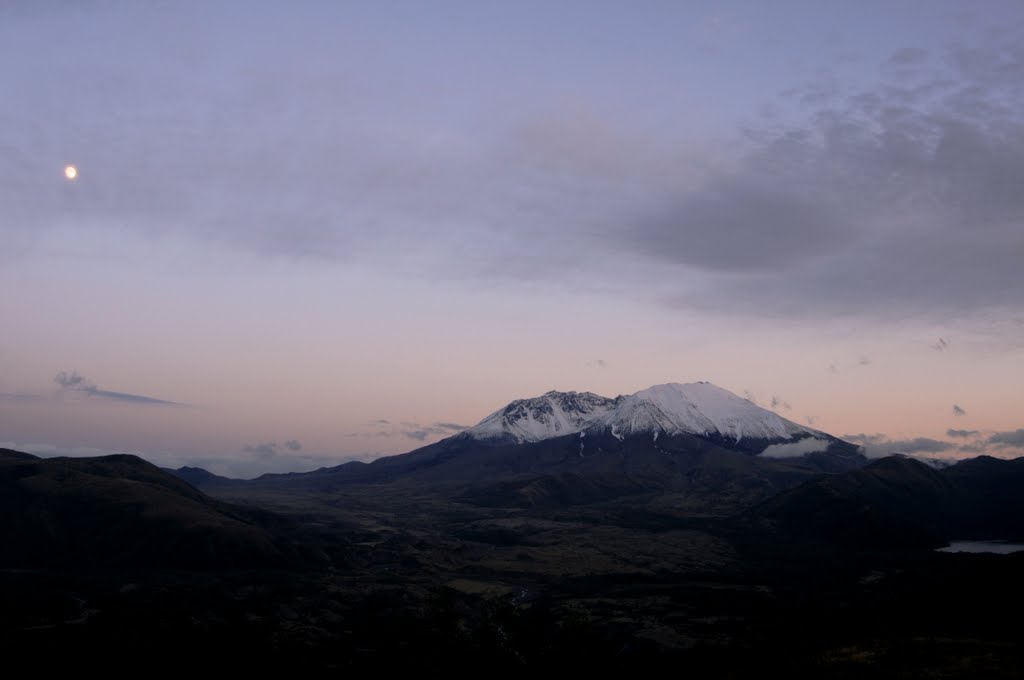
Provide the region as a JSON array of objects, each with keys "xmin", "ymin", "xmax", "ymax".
[
  {"xmin": 0, "ymin": 449, "xmax": 308, "ymax": 569},
  {"xmin": 220, "ymin": 431, "xmax": 866, "ymax": 513},
  {"xmin": 167, "ymin": 465, "xmax": 242, "ymax": 490},
  {"xmin": 753, "ymin": 454, "xmax": 1024, "ymax": 548}
]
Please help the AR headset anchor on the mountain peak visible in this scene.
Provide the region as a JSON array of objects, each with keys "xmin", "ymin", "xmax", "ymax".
[
  {"xmin": 466, "ymin": 390, "xmax": 615, "ymax": 443},
  {"xmin": 466, "ymin": 381, "xmax": 822, "ymax": 447},
  {"xmin": 604, "ymin": 381, "xmax": 809, "ymax": 442}
]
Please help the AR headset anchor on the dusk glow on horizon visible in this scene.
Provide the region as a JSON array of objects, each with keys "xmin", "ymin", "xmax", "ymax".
[{"xmin": 2, "ymin": 2, "xmax": 1023, "ymax": 477}]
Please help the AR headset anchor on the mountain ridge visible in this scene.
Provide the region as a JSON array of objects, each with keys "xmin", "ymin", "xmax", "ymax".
[{"xmin": 467, "ymin": 381, "xmax": 828, "ymax": 449}]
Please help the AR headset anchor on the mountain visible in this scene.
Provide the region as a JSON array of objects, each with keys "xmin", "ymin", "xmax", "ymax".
[
  {"xmin": 468, "ymin": 382, "xmax": 826, "ymax": 452},
  {"xmin": 211, "ymin": 382, "xmax": 864, "ymax": 513},
  {"xmin": 468, "ymin": 390, "xmax": 615, "ymax": 443},
  {"xmin": 0, "ymin": 449, "xmax": 309, "ymax": 569},
  {"xmin": 753, "ymin": 454, "xmax": 1024, "ymax": 548},
  {"xmin": 167, "ymin": 465, "xmax": 242, "ymax": 490}
]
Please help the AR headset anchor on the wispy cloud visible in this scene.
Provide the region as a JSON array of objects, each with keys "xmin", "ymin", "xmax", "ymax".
[
  {"xmin": 988, "ymin": 429, "xmax": 1024, "ymax": 449},
  {"xmin": 241, "ymin": 438, "xmax": 304, "ymax": 458},
  {"xmin": 348, "ymin": 419, "xmax": 470, "ymax": 443},
  {"xmin": 54, "ymin": 370, "xmax": 183, "ymax": 406},
  {"xmin": 760, "ymin": 437, "xmax": 830, "ymax": 459},
  {"xmin": 946, "ymin": 428, "xmax": 979, "ymax": 438},
  {"xmin": 843, "ymin": 433, "xmax": 954, "ymax": 458},
  {"xmin": 952, "ymin": 404, "xmax": 967, "ymax": 416},
  {"xmin": 241, "ymin": 442, "xmax": 277, "ymax": 457}
]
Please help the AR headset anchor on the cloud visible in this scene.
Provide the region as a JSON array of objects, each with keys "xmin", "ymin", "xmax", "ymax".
[
  {"xmin": 433, "ymin": 422, "xmax": 469, "ymax": 432},
  {"xmin": 932, "ymin": 338, "xmax": 950, "ymax": 351},
  {"xmin": 760, "ymin": 437, "xmax": 830, "ymax": 459},
  {"xmin": 946, "ymin": 428, "xmax": 979, "ymax": 438},
  {"xmin": 4, "ymin": 17, "xmax": 1022, "ymax": 335},
  {"xmin": 843, "ymin": 433, "xmax": 954, "ymax": 458},
  {"xmin": 633, "ymin": 176, "xmax": 853, "ymax": 273},
  {"xmin": 988, "ymin": 429, "xmax": 1024, "ymax": 448},
  {"xmin": 351, "ymin": 419, "xmax": 469, "ymax": 443},
  {"xmin": 241, "ymin": 442, "xmax": 278, "ymax": 458},
  {"xmin": 284, "ymin": 439, "xmax": 302, "ymax": 451},
  {"xmin": 638, "ymin": 46, "xmax": 1024, "ymax": 322},
  {"xmin": 54, "ymin": 370, "xmax": 182, "ymax": 406},
  {"xmin": 769, "ymin": 395, "xmax": 791, "ymax": 411},
  {"xmin": 400, "ymin": 420, "xmax": 470, "ymax": 441},
  {"xmin": 587, "ymin": 359, "xmax": 608, "ymax": 368},
  {"xmin": 54, "ymin": 370, "xmax": 95, "ymax": 390},
  {"xmin": 952, "ymin": 404, "xmax": 967, "ymax": 416}
]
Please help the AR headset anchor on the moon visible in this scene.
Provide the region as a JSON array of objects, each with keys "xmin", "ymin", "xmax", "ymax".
[{"xmin": 64, "ymin": 164, "xmax": 78, "ymax": 180}]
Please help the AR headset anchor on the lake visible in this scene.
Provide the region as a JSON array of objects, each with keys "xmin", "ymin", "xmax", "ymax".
[{"xmin": 937, "ymin": 540, "xmax": 1024, "ymax": 554}]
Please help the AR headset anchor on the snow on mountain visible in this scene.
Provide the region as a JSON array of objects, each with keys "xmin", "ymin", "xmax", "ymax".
[
  {"xmin": 598, "ymin": 382, "xmax": 817, "ymax": 442},
  {"xmin": 466, "ymin": 391, "xmax": 615, "ymax": 443},
  {"xmin": 467, "ymin": 382, "xmax": 823, "ymax": 445}
]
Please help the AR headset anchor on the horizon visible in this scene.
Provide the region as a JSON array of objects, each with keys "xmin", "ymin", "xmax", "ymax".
[
  {"xmin": 4, "ymin": 378, "xmax": 1021, "ymax": 479},
  {"xmin": 3, "ymin": 2, "xmax": 1023, "ymax": 477}
]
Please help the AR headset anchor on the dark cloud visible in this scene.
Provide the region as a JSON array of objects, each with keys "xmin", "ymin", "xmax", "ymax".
[
  {"xmin": 587, "ymin": 359, "xmax": 608, "ymax": 368},
  {"xmin": 952, "ymin": 404, "xmax": 966, "ymax": 416},
  {"xmin": 769, "ymin": 395, "xmax": 791, "ymax": 411},
  {"xmin": 988, "ymin": 429, "xmax": 1024, "ymax": 448},
  {"xmin": 634, "ymin": 176, "xmax": 852, "ymax": 272},
  {"xmin": 54, "ymin": 370, "xmax": 95, "ymax": 391},
  {"xmin": 892, "ymin": 438, "xmax": 956, "ymax": 454},
  {"xmin": 403, "ymin": 430, "xmax": 429, "ymax": 441},
  {"xmin": 932, "ymin": 338, "xmax": 950, "ymax": 352},
  {"xmin": 284, "ymin": 439, "xmax": 302, "ymax": 451},
  {"xmin": 54, "ymin": 370, "xmax": 181, "ymax": 406},
  {"xmin": 946, "ymin": 428, "xmax": 979, "ymax": 438},
  {"xmin": 642, "ymin": 45, "xmax": 1024, "ymax": 322}
]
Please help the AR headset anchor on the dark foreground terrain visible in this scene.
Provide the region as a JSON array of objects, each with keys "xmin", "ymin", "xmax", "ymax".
[{"xmin": 2, "ymin": 446, "xmax": 1023, "ymax": 676}]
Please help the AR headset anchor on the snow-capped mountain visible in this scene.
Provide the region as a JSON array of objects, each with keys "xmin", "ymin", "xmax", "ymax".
[
  {"xmin": 467, "ymin": 391, "xmax": 615, "ymax": 443},
  {"xmin": 467, "ymin": 382, "xmax": 824, "ymax": 446}
]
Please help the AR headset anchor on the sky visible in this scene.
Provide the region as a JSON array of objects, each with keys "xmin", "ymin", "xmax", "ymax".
[{"xmin": 2, "ymin": 1, "xmax": 1023, "ymax": 477}]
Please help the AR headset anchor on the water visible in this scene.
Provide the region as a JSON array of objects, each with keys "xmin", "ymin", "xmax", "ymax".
[{"xmin": 937, "ymin": 540, "xmax": 1024, "ymax": 555}]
